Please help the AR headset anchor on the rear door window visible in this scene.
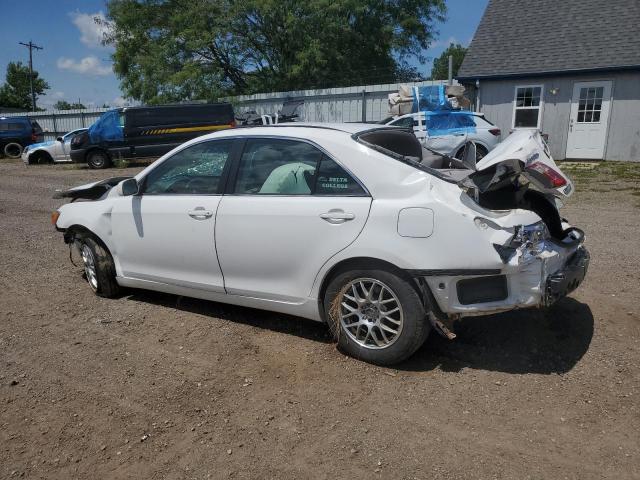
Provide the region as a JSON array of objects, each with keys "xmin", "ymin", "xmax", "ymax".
[
  {"xmin": 233, "ymin": 138, "xmax": 366, "ymax": 196},
  {"xmin": 455, "ymin": 115, "xmax": 476, "ymax": 128},
  {"xmin": 472, "ymin": 116, "xmax": 494, "ymax": 128},
  {"xmin": 389, "ymin": 117, "xmax": 416, "ymax": 128}
]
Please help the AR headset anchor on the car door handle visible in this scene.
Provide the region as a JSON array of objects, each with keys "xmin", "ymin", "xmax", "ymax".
[
  {"xmin": 320, "ymin": 210, "xmax": 355, "ymax": 224},
  {"xmin": 188, "ymin": 208, "xmax": 213, "ymax": 219}
]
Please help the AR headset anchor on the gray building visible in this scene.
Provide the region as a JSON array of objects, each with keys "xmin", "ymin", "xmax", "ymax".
[{"xmin": 458, "ymin": 0, "xmax": 640, "ymax": 161}]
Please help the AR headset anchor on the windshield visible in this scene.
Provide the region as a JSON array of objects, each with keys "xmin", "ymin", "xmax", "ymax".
[{"xmin": 88, "ymin": 110, "xmax": 124, "ymax": 143}]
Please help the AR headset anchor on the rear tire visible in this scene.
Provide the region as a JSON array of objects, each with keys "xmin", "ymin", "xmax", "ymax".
[
  {"xmin": 323, "ymin": 268, "xmax": 430, "ymax": 365},
  {"xmin": 4, "ymin": 142, "xmax": 23, "ymax": 158},
  {"xmin": 87, "ymin": 150, "xmax": 111, "ymax": 169},
  {"xmin": 80, "ymin": 237, "xmax": 120, "ymax": 298}
]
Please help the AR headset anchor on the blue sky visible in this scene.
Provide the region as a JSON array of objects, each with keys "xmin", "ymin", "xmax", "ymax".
[{"xmin": 0, "ymin": 0, "xmax": 488, "ymax": 109}]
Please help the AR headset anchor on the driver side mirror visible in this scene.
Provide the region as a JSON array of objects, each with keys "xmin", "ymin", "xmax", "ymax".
[
  {"xmin": 461, "ymin": 141, "xmax": 477, "ymax": 171},
  {"xmin": 56, "ymin": 136, "xmax": 63, "ymax": 142},
  {"xmin": 117, "ymin": 178, "xmax": 139, "ymax": 196}
]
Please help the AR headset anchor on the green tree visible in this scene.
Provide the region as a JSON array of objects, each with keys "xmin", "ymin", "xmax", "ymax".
[
  {"xmin": 430, "ymin": 43, "xmax": 467, "ymax": 80},
  {"xmin": 104, "ymin": 0, "xmax": 446, "ymax": 104},
  {"xmin": 0, "ymin": 61, "xmax": 50, "ymax": 110},
  {"xmin": 53, "ymin": 100, "xmax": 86, "ymax": 110}
]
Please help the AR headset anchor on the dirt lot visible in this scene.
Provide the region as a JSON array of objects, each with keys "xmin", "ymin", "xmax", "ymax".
[{"xmin": 1, "ymin": 159, "xmax": 639, "ymax": 479}]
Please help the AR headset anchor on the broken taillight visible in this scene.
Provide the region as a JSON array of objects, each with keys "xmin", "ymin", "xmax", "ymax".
[
  {"xmin": 527, "ymin": 161, "xmax": 567, "ymax": 187},
  {"xmin": 489, "ymin": 128, "xmax": 501, "ymax": 136}
]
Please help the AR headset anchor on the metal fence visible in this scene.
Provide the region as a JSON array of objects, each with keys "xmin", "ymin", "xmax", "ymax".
[
  {"xmin": 1, "ymin": 79, "xmax": 458, "ymax": 141},
  {"xmin": 229, "ymin": 79, "xmax": 458, "ymax": 123}
]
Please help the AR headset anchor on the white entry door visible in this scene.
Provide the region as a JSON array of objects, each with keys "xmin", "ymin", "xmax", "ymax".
[{"xmin": 566, "ymin": 81, "xmax": 612, "ymax": 159}]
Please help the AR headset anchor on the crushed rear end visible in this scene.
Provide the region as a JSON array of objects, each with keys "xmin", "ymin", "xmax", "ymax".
[{"xmin": 426, "ymin": 129, "xmax": 589, "ymax": 317}]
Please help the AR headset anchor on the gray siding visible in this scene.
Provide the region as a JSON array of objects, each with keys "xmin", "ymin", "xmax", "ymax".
[{"xmin": 475, "ymin": 71, "xmax": 640, "ymax": 161}]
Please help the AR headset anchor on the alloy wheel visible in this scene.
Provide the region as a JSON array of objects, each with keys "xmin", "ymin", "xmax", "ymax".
[
  {"xmin": 81, "ymin": 244, "xmax": 98, "ymax": 291},
  {"xmin": 338, "ymin": 278, "xmax": 404, "ymax": 349}
]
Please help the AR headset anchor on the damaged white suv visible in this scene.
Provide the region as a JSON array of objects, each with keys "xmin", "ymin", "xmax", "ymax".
[{"xmin": 52, "ymin": 124, "xmax": 589, "ymax": 365}]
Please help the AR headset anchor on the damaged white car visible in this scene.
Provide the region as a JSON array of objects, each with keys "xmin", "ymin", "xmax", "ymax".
[{"xmin": 52, "ymin": 124, "xmax": 588, "ymax": 365}]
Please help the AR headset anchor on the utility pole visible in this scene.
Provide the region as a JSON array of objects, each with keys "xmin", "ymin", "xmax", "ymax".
[{"xmin": 19, "ymin": 41, "xmax": 43, "ymax": 111}]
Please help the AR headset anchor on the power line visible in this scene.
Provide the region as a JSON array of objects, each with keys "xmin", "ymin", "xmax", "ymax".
[{"xmin": 19, "ymin": 41, "xmax": 43, "ymax": 112}]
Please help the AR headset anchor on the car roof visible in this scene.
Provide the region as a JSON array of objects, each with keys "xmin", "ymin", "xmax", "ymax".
[
  {"xmin": 242, "ymin": 122, "xmax": 384, "ymax": 134},
  {"xmin": 197, "ymin": 122, "xmax": 394, "ymax": 142},
  {"xmin": 0, "ymin": 116, "xmax": 30, "ymax": 121}
]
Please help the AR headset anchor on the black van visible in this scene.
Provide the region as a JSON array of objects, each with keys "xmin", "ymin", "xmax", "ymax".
[{"xmin": 70, "ymin": 103, "xmax": 235, "ymax": 168}]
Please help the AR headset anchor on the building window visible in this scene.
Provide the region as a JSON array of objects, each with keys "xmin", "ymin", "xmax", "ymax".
[
  {"xmin": 513, "ymin": 85, "xmax": 543, "ymax": 128},
  {"xmin": 577, "ymin": 86, "xmax": 604, "ymax": 123}
]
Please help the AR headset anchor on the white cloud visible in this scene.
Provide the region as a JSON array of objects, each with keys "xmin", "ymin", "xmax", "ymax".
[
  {"xmin": 70, "ymin": 11, "xmax": 111, "ymax": 48},
  {"xmin": 430, "ymin": 36, "xmax": 466, "ymax": 49},
  {"xmin": 112, "ymin": 96, "xmax": 129, "ymax": 107},
  {"xmin": 52, "ymin": 91, "xmax": 65, "ymax": 99},
  {"xmin": 57, "ymin": 56, "xmax": 113, "ymax": 76}
]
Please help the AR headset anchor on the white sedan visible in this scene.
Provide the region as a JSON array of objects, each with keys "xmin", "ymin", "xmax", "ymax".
[
  {"xmin": 384, "ymin": 111, "xmax": 501, "ymax": 160},
  {"xmin": 52, "ymin": 124, "xmax": 589, "ymax": 365},
  {"xmin": 23, "ymin": 128, "xmax": 88, "ymax": 164}
]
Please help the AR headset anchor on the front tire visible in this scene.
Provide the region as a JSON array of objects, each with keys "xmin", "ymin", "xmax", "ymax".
[
  {"xmin": 32, "ymin": 151, "xmax": 53, "ymax": 164},
  {"xmin": 323, "ymin": 268, "xmax": 430, "ymax": 365},
  {"xmin": 87, "ymin": 150, "xmax": 111, "ymax": 169},
  {"xmin": 80, "ymin": 237, "xmax": 120, "ymax": 298}
]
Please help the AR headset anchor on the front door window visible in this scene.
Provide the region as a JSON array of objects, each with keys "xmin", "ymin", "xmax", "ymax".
[{"xmin": 143, "ymin": 140, "xmax": 233, "ymax": 195}]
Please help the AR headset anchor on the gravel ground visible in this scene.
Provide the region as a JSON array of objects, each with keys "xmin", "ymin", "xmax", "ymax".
[{"xmin": 0, "ymin": 159, "xmax": 639, "ymax": 479}]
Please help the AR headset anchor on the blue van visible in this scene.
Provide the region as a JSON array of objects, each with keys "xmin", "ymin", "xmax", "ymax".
[{"xmin": 0, "ymin": 116, "xmax": 43, "ymax": 158}]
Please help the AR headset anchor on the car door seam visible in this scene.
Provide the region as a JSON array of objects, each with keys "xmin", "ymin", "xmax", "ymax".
[
  {"xmin": 213, "ymin": 196, "xmax": 228, "ymax": 294},
  {"xmin": 307, "ymin": 197, "xmax": 374, "ymax": 298}
]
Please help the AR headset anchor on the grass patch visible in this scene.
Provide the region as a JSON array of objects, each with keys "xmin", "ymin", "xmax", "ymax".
[{"xmin": 113, "ymin": 156, "xmax": 130, "ymax": 169}]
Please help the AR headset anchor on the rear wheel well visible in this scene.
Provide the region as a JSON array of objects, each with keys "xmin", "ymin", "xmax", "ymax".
[
  {"xmin": 85, "ymin": 148, "xmax": 111, "ymax": 166},
  {"xmin": 317, "ymin": 257, "xmax": 428, "ymax": 321}
]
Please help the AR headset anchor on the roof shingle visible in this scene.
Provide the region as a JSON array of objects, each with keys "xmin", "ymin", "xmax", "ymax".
[{"xmin": 458, "ymin": 0, "xmax": 640, "ymax": 79}]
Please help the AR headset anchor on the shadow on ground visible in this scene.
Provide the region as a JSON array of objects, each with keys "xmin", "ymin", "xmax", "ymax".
[
  {"xmin": 125, "ymin": 290, "xmax": 593, "ymax": 375},
  {"xmin": 125, "ymin": 289, "xmax": 332, "ymax": 344},
  {"xmin": 402, "ymin": 297, "xmax": 594, "ymax": 374}
]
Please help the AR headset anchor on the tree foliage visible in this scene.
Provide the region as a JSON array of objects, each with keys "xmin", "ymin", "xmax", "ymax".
[
  {"xmin": 0, "ymin": 62, "xmax": 49, "ymax": 110},
  {"xmin": 430, "ymin": 43, "xmax": 467, "ymax": 80},
  {"xmin": 104, "ymin": 0, "xmax": 446, "ymax": 104},
  {"xmin": 53, "ymin": 100, "xmax": 87, "ymax": 110}
]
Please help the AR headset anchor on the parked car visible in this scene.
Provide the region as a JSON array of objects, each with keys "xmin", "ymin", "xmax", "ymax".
[
  {"xmin": 52, "ymin": 124, "xmax": 588, "ymax": 365},
  {"xmin": 383, "ymin": 111, "xmax": 501, "ymax": 160},
  {"xmin": 22, "ymin": 128, "xmax": 88, "ymax": 165},
  {"xmin": 70, "ymin": 103, "xmax": 236, "ymax": 168},
  {"xmin": 0, "ymin": 116, "xmax": 43, "ymax": 158}
]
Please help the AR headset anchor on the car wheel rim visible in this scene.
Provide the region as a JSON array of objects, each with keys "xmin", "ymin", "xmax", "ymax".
[
  {"xmin": 338, "ymin": 278, "xmax": 404, "ymax": 350},
  {"xmin": 81, "ymin": 245, "xmax": 98, "ymax": 291},
  {"xmin": 91, "ymin": 154, "xmax": 104, "ymax": 167}
]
